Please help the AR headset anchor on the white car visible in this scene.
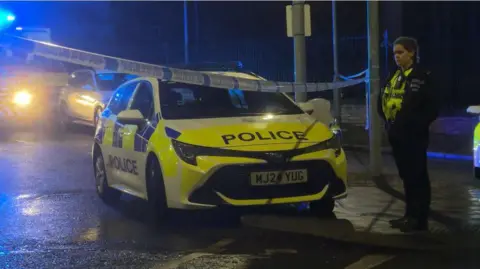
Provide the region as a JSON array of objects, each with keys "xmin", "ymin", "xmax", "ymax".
[{"xmin": 58, "ymin": 69, "xmax": 138, "ymax": 127}]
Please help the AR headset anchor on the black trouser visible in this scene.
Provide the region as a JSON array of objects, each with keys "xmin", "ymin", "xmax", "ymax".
[{"xmin": 388, "ymin": 129, "xmax": 431, "ymax": 223}]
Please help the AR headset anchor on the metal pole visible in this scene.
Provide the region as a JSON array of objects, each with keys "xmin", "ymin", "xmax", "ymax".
[
  {"xmin": 367, "ymin": 0, "xmax": 382, "ymax": 176},
  {"xmin": 292, "ymin": 0, "xmax": 307, "ymax": 102},
  {"xmin": 332, "ymin": 0, "xmax": 341, "ymax": 123},
  {"xmin": 194, "ymin": 0, "xmax": 200, "ymax": 44},
  {"xmin": 383, "ymin": 29, "xmax": 389, "ymax": 78},
  {"xmin": 183, "ymin": 0, "xmax": 189, "ymax": 64}
]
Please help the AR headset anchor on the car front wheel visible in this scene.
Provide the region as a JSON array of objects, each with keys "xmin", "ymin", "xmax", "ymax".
[
  {"xmin": 146, "ymin": 156, "xmax": 169, "ymax": 223},
  {"xmin": 94, "ymin": 150, "xmax": 121, "ymax": 204}
]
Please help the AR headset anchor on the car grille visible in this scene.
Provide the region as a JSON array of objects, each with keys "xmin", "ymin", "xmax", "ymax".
[{"xmin": 189, "ymin": 160, "xmax": 341, "ymax": 205}]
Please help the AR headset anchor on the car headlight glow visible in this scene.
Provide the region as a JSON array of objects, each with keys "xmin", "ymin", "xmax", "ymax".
[
  {"xmin": 328, "ymin": 118, "xmax": 342, "ymax": 157},
  {"xmin": 13, "ymin": 90, "xmax": 33, "ymax": 106}
]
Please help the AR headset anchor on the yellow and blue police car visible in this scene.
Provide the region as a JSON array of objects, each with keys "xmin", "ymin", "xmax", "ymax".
[
  {"xmin": 467, "ymin": 105, "xmax": 480, "ymax": 178},
  {"xmin": 92, "ymin": 71, "xmax": 347, "ymax": 219}
]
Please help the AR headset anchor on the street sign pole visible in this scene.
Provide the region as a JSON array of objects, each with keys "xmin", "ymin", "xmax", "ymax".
[
  {"xmin": 286, "ymin": 1, "xmax": 311, "ymax": 102},
  {"xmin": 183, "ymin": 0, "xmax": 189, "ymax": 64},
  {"xmin": 332, "ymin": 0, "xmax": 341, "ymax": 124},
  {"xmin": 367, "ymin": 0, "xmax": 382, "ymax": 176}
]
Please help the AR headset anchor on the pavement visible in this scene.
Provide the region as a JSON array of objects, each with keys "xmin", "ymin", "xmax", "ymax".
[
  {"xmin": 243, "ymin": 151, "xmax": 480, "ymax": 250},
  {"xmin": 1, "ymin": 125, "xmax": 480, "ymax": 268}
]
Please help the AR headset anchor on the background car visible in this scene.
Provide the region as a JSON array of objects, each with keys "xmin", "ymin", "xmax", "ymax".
[
  {"xmin": 0, "ymin": 47, "xmax": 68, "ymax": 131},
  {"xmin": 58, "ymin": 69, "xmax": 138, "ymax": 128}
]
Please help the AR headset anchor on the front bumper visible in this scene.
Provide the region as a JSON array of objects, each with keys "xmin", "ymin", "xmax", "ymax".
[
  {"xmin": 189, "ymin": 160, "xmax": 346, "ymax": 206},
  {"xmin": 167, "ymin": 149, "xmax": 347, "ymax": 209}
]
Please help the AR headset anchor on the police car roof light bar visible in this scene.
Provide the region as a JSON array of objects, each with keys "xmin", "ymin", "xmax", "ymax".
[{"xmin": 166, "ymin": 61, "xmax": 265, "ymax": 79}]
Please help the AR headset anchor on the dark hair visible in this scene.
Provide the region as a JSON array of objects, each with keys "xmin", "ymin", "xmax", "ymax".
[{"xmin": 393, "ymin": 36, "xmax": 419, "ymax": 63}]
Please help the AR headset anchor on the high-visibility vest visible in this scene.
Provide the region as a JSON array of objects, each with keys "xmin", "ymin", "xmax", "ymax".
[{"xmin": 382, "ymin": 68, "xmax": 413, "ymax": 122}]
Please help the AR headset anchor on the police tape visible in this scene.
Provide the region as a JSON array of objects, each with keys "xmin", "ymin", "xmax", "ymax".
[{"xmin": 1, "ymin": 34, "xmax": 365, "ymax": 92}]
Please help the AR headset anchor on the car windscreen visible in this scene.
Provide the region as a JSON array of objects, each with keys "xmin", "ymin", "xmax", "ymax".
[
  {"xmin": 158, "ymin": 80, "xmax": 304, "ymax": 120},
  {"xmin": 95, "ymin": 73, "xmax": 138, "ymax": 91}
]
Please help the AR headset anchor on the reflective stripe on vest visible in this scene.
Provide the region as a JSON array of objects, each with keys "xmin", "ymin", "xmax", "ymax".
[{"xmin": 382, "ymin": 68, "xmax": 413, "ymax": 121}]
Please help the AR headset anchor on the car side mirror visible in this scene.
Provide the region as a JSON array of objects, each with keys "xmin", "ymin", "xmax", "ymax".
[
  {"xmin": 117, "ymin": 109, "xmax": 146, "ymax": 127},
  {"xmin": 298, "ymin": 99, "xmax": 334, "ymax": 126},
  {"xmin": 297, "ymin": 102, "xmax": 314, "ymax": 115}
]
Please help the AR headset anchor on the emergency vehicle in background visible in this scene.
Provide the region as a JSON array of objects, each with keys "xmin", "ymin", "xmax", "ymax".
[
  {"xmin": 92, "ymin": 63, "xmax": 347, "ymax": 219},
  {"xmin": 0, "ymin": 27, "xmax": 69, "ymax": 130},
  {"xmin": 467, "ymin": 105, "xmax": 480, "ymax": 178}
]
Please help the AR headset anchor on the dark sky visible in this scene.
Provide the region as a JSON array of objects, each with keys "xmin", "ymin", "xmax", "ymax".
[
  {"xmin": 2, "ymin": 1, "xmax": 480, "ymax": 104},
  {"xmin": 0, "ymin": 1, "xmax": 366, "ymax": 48}
]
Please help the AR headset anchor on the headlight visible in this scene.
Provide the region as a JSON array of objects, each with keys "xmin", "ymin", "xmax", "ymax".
[
  {"xmin": 329, "ymin": 118, "xmax": 342, "ymax": 136},
  {"xmin": 13, "ymin": 90, "xmax": 33, "ymax": 106},
  {"xmin": 328, "ymin": 119, "xmax": 342, "ymax": 157},
  {"xmin": 327, "ymin": 134, "xmax": 342, "ymax": 157},
  {"xmin": 172, "ymin": 139, "xmax": 201, "ymax": 166}
]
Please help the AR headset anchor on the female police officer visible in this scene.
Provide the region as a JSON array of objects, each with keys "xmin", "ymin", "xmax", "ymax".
[{"xmin": 377, "ymin": 36, "xmax": 439, "ymax": 232}]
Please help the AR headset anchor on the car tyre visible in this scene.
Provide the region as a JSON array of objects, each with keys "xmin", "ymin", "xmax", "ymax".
[
  {"xmin": 94, "ymin": 149, "xmax": 121, "ymax": 204},
  {"xmin": 309, "ymin": 198, "xmax": 335, "ymax": 218},
  {"xmin": 146, "ymin": 156, "xmax": 169, "ymax": 223}
]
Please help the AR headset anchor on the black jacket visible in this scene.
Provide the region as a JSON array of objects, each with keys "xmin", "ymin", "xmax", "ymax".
[{"xmin": 377, "ymin": 65, "xmax": 439, "ymax": 137}]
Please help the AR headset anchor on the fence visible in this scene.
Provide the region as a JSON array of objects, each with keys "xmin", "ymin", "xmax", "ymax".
[{"xmin": 65, "ymin": 30, "xmax": 480, "ymax": 111}]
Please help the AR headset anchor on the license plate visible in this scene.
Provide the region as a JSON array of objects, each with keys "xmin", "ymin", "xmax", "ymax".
[{"xmin": 250, "ymin": 169, "xmax": 308, "ymax": 186}]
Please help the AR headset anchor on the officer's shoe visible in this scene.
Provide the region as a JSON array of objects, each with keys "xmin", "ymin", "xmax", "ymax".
[
  {"xmin": 397, "ymin": 218, "xmax": 429, "ymax": 233},
  {"xmin": 389, "ymin": 216, "xmax": 408, "ymax": 228}
]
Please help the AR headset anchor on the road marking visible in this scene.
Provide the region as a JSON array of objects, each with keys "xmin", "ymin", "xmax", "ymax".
[
  {"xmin": 150, "ymin": 238, "xmax": 235, "ymax": 269},
  {"xmin": 151, "ymin": 252, "xmax": 213, "ymax": 269},
  {"xmin": 264, "ymin": 249, "xmax": 298, "ymax": 255},
  {"xmin": 204, "ymin": 238, "xmax": 235, "ymax": 252},
  {"xmin": 345, "ymin": 254, "xmax": 395, "ymax": 269}
]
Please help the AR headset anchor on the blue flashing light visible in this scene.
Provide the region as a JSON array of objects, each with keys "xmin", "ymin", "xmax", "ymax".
[
  {"xmin": 427, "ymin": 151, "xmax": 473, "ymax": 161},
  {"xmin": 6, "ymin": 15, "xmax": 15, "ymax": 22},
  {"xmin": 15, "ymin": 26, "xmax": 22, "ymax": 31}
]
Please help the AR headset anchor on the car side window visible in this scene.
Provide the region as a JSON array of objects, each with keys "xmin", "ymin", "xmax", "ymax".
[
  {"xmin": 69, "ymin": 71, "xmax": 95, "ymax": 90},
  {"xmin": 129, "ymin": 82, "xmax": 154, "ymax": 120},
  {"xmin": 107, "ymin": 82, "xmax": 138, "ymax": 115}
]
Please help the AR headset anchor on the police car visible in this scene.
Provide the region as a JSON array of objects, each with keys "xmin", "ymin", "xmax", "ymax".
[
  {"xmin": 92, "ymin": 71, "xmax": 347, "ymax": 219},
  {"xmin": 467, "ymin": 105, "xmax": 480, "ymax": 178}
]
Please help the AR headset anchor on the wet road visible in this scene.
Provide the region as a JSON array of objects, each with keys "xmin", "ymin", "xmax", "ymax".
[{"xmin": 0, "ymin": 126, "xmax": 479, "ymax": 268}]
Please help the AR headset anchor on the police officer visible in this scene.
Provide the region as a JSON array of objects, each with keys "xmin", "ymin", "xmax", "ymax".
[{"xmin": 377, "ymin": 36, "xmax": 439, "ymax": 232}]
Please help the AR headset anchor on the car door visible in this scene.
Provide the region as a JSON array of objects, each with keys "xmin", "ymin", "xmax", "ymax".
[
  {"xmin": 64, "ymin": 70, "xmax": 99, "ymax": 121},
  {"xmin": 101, "ymin": 81, "xmax": 139, "ymax": 189},
  {"xmin": 115, "ymin": 81, "xmax": 156, "ymax": 196}
]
